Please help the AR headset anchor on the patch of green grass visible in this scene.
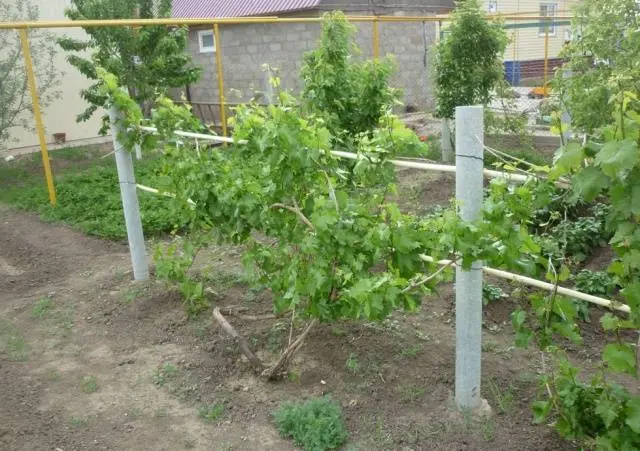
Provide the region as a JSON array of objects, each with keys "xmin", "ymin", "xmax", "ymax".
[
  {"xmin": 81, "ymin": 375, "xmax": 98, "ymax": 393},
  {"xmin": 0, "ymin": 153, "xmax": 181, "ymax": 240},
  {"xmin": 32, "ymin": 297, "xmax": 54, "ymax": 319},
  {"xmin": 197, "ymin": 403, "xmax": 225, "ymax": 423},
  {"xmin": 0, "ymin": 318, "xmax": 29, "ymax": 361},
  {"xmin": 330, "ymin": 327, "xmax": 347, "ymax": 337},
  {"xmin": 123, "ymin": 286, "xmax": 146, "ymax": 305},
  {"xmin": 480, "ymin": 418, "xmax": 495, "ymax": 442},
  {"xmin": 273, "ymin": 396, "xmax": 348, "ymax": 451},
  {"xmin": 69, "ymin": 415, "xmax": 89, "ymax": 427},
  {"xmin": 152, "ymin": 363, "xmax": 179, "ymax": 387},
  {"xmin": 56, "ymin": 303, "xmax": 76, "ymax": 334},
  {"xmin": 345, "ymin": 353, "xmax": 360, "ymax": 375},
  {"xmin": 397, "ymin": 384, "xmax": 426, "ymax": 403},
  {"xmin": 399, "ymin": 343, "xmax": 423, "ymax": 358},
  {"xmin": 287, "ymin": 371, "xmax": 301, "ymax": 383},
  {"xmin": 486, "ymin": 377, "xmax": 514, "ymax": 414},
  {"xmin": 481, "ymin": 340, "xmax": 499, "ymax": 353}
]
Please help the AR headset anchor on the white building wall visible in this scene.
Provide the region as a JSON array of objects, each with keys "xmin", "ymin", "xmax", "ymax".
[{"xmin": 5, "ymin": 0, "xmax": 103, "ymax": 151}]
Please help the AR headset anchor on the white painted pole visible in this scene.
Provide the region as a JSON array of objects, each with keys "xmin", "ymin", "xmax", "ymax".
[
  {"xmin": 441, "ymin": 118, "xmax": 453, "ymax": 163},
  {"xmin": 108, "ymin": 105, "xmax": 149, "ymax": 281},
  {"xmin": 134, "ymin": 143, "xmax": 142, "ymax": 160},
  {"xmin": 454, "ymin": 105, "xmax": 484, "ymax": 411}
]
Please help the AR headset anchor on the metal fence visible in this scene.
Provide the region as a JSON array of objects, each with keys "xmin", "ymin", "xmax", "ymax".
[{"xmin": 0, "ymin": 13, "xmax": 571, "ymax": 205}]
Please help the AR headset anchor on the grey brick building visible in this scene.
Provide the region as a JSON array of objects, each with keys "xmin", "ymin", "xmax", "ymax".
[{"xmin": 172, "ymin": 0, "xmax": 455, "ymax": 123}]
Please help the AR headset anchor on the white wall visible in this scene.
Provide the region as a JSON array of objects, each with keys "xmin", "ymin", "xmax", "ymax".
[{"xmin": 6, "ymin": 0, "xmax": 103, "ymax": 150}]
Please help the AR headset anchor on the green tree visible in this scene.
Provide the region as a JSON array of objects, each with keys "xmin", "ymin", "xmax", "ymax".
[
  {"xmin": 300, "ymin": 11, "xmax": 398, "ymax": 140},
  {"xmin": 556, "ymin": 0, "xmax": 640, "ymax": 133},
  {"xmin": 433, "ymin": 0, "xmax": 508, "ymax": 120},
  {"xmin": 58, "ymin": 0, "xmax": 200, "ymax": 126},
  {"xmin": 0, "ymin": 0, "xmax": 60, "ymax": 148}
]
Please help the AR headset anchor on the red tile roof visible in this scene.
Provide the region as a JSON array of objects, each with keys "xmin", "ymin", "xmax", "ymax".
[{"xmin": 172, "ymin": 0, "xmax": 322, "ymax": 18}]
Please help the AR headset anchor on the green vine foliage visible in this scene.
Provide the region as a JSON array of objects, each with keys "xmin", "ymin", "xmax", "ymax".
[
  {"xmin": 138, "ymin": 85, "xmax": 540, "ymax": 324},
  {"xmin": 521, "ymin": 1, "xmax": 640, "ymax": 446},
  {"xmin": 300, "ymin": 11, "xmax": 399, "ymax": 141},
  {"xmin": 555, "ymin": 0, "xmax": 640, "ymax": 134},
  {"xmin": 434, "ymin": 0, "xmax": 508, "ymax": 119},
  {"xmin": 58, "ymin": 0, "xmax": 200, "ymax": 127}
]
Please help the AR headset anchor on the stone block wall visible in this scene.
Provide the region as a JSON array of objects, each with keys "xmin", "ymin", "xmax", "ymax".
[{"xmin": 185, "ymin": 18, "xmax": 438, "ymax": 111}]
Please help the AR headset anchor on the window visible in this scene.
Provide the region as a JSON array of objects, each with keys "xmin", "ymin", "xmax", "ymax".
[
  {"xmin": 198, "ymin": 30, "xmax": 215, "ymax": 53},
  {"xmin": 488, "ymin": 1, "xmax": 498, "ymax": 13},
  {"xmin": 539, "ymin": 3, "xmax": 557, "ymax": 36}
]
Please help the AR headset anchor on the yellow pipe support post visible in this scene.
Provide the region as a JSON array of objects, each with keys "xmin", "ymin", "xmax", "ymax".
[
  {"xmin": 19, "ymin": 28, "xmax": 56, "ymax": 205},
  {"xmin": 543, "ymin": 29, "xmax": 549, "ymax": 96},
  {"xmin": 372, "ymin": 17, "xmax": 380, "ymax": 59},
  {"xmin": 213, "ymin": 23, "xmax": 228, "ymax": 137}
]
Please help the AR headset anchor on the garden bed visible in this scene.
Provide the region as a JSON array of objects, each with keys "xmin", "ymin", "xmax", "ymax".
[{"xmin": 1, "ymin": 164, "xmax": 620, "ymax": 450}]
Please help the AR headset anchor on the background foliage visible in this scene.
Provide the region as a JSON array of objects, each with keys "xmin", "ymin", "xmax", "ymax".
[
  {"xmin": 434, "ymin": 0, "xmax": 508, "ymax": 120},
  {"xmin": 0, "ymin": 0, "xmax": 60, "ymax": 148},
  {"xmin": 58, "ymin": 0, "xmax": 200, "ymax": 127}
]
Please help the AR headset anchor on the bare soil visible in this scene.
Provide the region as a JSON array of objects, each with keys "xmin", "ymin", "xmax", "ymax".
[{"xmin": 0, "ymin": 168, "xmax": 603, "ymax": 451}]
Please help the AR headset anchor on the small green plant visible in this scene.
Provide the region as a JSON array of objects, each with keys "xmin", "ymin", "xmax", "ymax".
[
  {"xmin": 69, "ymin": 416, "xmax": 89, "ymax": 427},
  {"xmin": 397, "ymin": 384, "xmax": 426, "ymax": 403},
  {"xmin": 0, "ymin": 319, "xmax": 29, "ymax": 361},
  {"xmin": 123, "ymin": 286, "xmax": 145, "ymax": 305},
  {"xmin": 540, "ymin": 212, "xmax": 609, "ymax": 264},
  {"xmin": 287, "ymin": 371, "xmax": 301, "ymax": 383},
  {"xmin": 81, "ymin": 375, "xmax": 98, "ymax": 393},
  {"xmin": 400, "ymin": 344, "xmax": 423, "ymax": 358},
  {"xmin": 486, "ymin": 378, "xmax": 514, "ymax": 414},
  {"xmin": 154, "ymin": 240, "xmax": 209, "ymax": 317},
  {"xmin": 56, "ymin": 303, "xmax": 76, "ymax": 333},
  {"xmin": 197, "ymin": 403, "xmax": 225, "ymax": 423},
  {"xmin": 273, "ymin": 396, "xmax": 348, "ymax": 451},
  {"xmin": 480, "ymin": 418, "xmax": 496, "ymax": 442},
  {"xmin": 434, "ymin": 0, "xmax": 508, "ymax": 120},
  {"xmin": 300, "ymin": 11, "xmax": 399, "ymax": 140},
  {"xmin": 345, "ymin": 353, "xmax": 360, "ymax": 375},
  {"xmin": 152, "ymin": 363, "xmax": 179, "ymax": 387},
  {"xmin": 482, "ymin": 283, "xmax": 506, "ymax": 305},
  {"xmin": 330, "ymin": 327, "xmax": 347, "ymax": 337},
  {"xmin": 32, "ymin": 297, "xmax": 53, "ymax": 319},
  {"xmin": 574, "ymin": 270, "xmax": 617, "ymax": 297}
]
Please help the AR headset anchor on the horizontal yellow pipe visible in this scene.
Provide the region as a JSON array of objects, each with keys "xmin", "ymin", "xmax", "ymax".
[{"xmin": 0, "ymin": 14, "xmax": 573, "ymax": 29}]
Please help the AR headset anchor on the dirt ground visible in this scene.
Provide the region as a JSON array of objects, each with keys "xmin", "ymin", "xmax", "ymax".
[{"xmin": 0, "ymin": 169, "xmax": 595, "ymax": 451}]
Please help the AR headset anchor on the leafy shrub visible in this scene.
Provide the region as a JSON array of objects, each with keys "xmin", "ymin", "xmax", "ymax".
[
  {"xmin": 482, "ymin": 283, "xmax": 506, "ymax": 305},
  {"xmin": 535, "ymin": 358, "xmax": 640, "ymax": 450},
  {"xmin": 154, "ymin": 239, "xmax": 209, "ymax": 317},
  {"xmin": 301, "ymin": 11, "xmax": 399, "ymax": 140},
  {"xmin": 434, "ymin": 0, "xmax": 508, "ymax": 120},
  {"xmin": 574, "ymin": 270, "xmax": 617, "ymax": 297},
  {"xmin": 541, "ymin": 215, "xmax": 608, "ymax": 263},
  {"xmin": 273, "ymin": 396, "xmax": 348, "ymax": 451}
]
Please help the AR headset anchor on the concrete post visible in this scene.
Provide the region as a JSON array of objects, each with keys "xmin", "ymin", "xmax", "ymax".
[
  {"xmin": 108, "ymin": 105, "xmax": 149, "ymax": 281},
  {"xmin": 441, "ymin": 118, "xmax": 453, "ymax": 163},
  {"xmin": 454, "ymin": 105, "xmax": 484, "ymax": 411}
]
